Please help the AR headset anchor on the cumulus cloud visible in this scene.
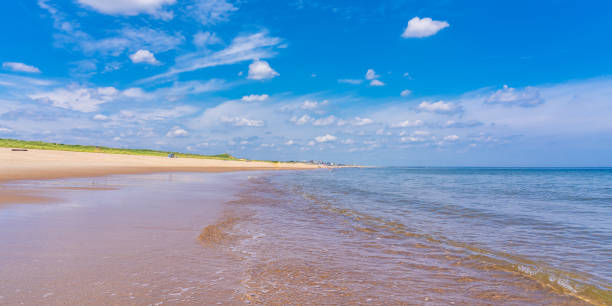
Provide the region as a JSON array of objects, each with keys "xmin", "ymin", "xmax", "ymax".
[
  {"xmin": 29, "ymin": 85, "xmax": 119, "ymax": 112},
  {"xmin": 301, "ymin": 100, "xmax": 327, "ymax": 110},
  {"xmin": 400, "ymin": 136, "xmax": 426, "ymax": 143},
  {"xmin": 400, "ymin": 89, "xmax": 412, "ymax": 97},
  {"xmin": 290, "ymin": 114, "xmax": 313, "ymax": 125},
  {"xmin": 241, "ymin": 94, "xmax": 269, "ymax": 102},
  {"xmin": 2, "ymin": 62, "xmax": 41, "ymax": 73},
  {"xmin": 315, "ymin": 134, "xmax": 336, "ymax": 143},
  {"xmin": 417, "ymin": 101, "xmax": 459, "ymax": 113},
  {"xmin": 392, "ymin": 119, "xmax": 424, "ymax": 128},
  {"xmin": 401, "ymin": 17, "xmax": 449, "ymax": 38},
  {"xmin": 485, "ymin": 85, "xmax": 544, "ymax": 107},
  {"xmin": 285, "ymin": 139, "xmax": 295, "ymax": 145},
  {"xmin": 129, "ymin": 50, "xmax": 160, "ymax": 65},
  {"xmin": 313, "ymin": 115, "xmax": 337, "ymax": 126},
  {"xmin": 220, "ymin": 116, "xmax": 264, "ymax": 127},
  {"xmin": 365, "ymin": 69, "xmax": 379, "ymax": 80},
  {"xmin": 353, "ymin": 117, "xmax": 374, "ymax": 126},
  {"xmin": 247, "ymin": 60, "xmax": 279, "ymax": 80},
  {"xmin": 77, "ymin": 0, "xmax": 176, "ymax": 18},
  {"xmin": 166, "ymin": 126, "xmax": 189, "ymax": 137},
  {"xmin": 93, "ymin": 114, "xmax": 109, "ymax": 121},
  {"xmin": 370, "ymin": 79, "xmax": 385, "ymax": 87}
]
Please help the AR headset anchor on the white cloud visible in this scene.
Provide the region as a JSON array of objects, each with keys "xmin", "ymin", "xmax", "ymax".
[
  {"xmin": 241, "ymin": 94, "xmax": 269, "ymax": 102},
  {"xmin": 220, "ymin": 116, "xmax": 264, "ymax": 127},
  {"xmin": 401, "ymin": 17, "xmax": 449, "ymax": 38},
  {"xmin": 485, "ymin": 85, "xmax": 544, "ymax": 107},
  {"xmin": 315, "ymin": 134, "xmax": 336, "ymax": 143},
  {"xmin": 285, "ymin": 139, "xmax": 295, "ymax": 145},
  {"xmin": 400, "ymin": 89, "xmax": 412, "ymax": 97},
  {"xmin": 313, "ymin": 115, "xmax": 337, "ymax": 126},
  {"xmin": 417, "ymin": 101, "xmax": 459, "ymax": 113},
  {"xmin": 189, "ymin": 0, "xmax": 237, "ymax": 25},
  {"xmin": 370, "ymin": 79, "xmax": 385, "ymax": 86},
  {"xmin": 2, "ymin": 62, "xmax": 41, "ymax": 73},
  {"xmin": 93, "ymin": 114, "xmax": 109, "ymax": 121},
  {"xmin": 401, "ymin": 136, "xmax": 425, "ymax": 143},
  {"xmin": 392, "ymin": 119, "xmax": 424, "ymax": 128},
  {"xmin": 444, "ymin": 135, "xmax": 459, "ymax": 141},
  {"xmin": 141, "ymin": 31, "xmax": 281, "ymax": 83},
  {"xmin": 166, "ymin": 126, "xmax": 189, "ymax": 137},
  {"xmin": 80, "ymin": 27, "xmax": 184, "ymax": 56},
  {"xmin": 290, "ymin": 114, "xmax": 313, "ymax": 125},
  {"xmin": 77, "ymin": 0, "xmax": 175, "ymax": 18},
  {"xmin": 29, "ymin": 85, "xmax": 119, "ymax": 112},
  {"xmin": 122, "ymin": 87, "xmax": 149, "ymax": 98},
  {"xmin": 247, "ymin": 59, "xmax": 279, "ymax": 80},
  {"xmin": 0, "ymin": 127, "xmax": 13, "ymax": 134},
  {"xmin": 341, "ymin": 138, "xmax": 354, "ymax": 145},
  {"xmin": 338, "ymin": 79, "xmax": 363, "ymax": 85},
  {"xmin": 129, "ymin": 49, "xmax": 160, "ymax": 65},
  {"xmin": 301, "ymin": 99, "xmax": 327, "ymax": 110},
  {"xmin": 353, "ymin": 117, "xmax": 374, "ymax": 126},
  {"xmin": 365, "ymin": 69, "xmax": 379, "ymax": 80},
  {"xmin": 114, "ymin": 106, "xmax": 198, "ymax": 122},
  {"xmin": 193, "ymin": 31, "xmax": 222, "ymax": 47}
]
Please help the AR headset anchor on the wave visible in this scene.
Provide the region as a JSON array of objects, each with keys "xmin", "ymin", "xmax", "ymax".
[{"xmin": 295, "ymin": 189, "xmax": 612, "ymax": 305}]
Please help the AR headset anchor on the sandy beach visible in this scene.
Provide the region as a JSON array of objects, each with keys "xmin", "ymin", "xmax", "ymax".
[{"xmin": 0, "ymin": 148, "xmax": 321, "ymax": 183}]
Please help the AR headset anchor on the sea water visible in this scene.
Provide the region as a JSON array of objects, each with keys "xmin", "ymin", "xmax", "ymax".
[{"xmin": 229, "ymin": 168, "xmax": 611, "ymax": 304}]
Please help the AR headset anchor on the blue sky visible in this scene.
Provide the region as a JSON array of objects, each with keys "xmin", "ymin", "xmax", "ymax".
[{"xmin": 1, "ymin": 0, "xmax": 611, "ymax": 166}]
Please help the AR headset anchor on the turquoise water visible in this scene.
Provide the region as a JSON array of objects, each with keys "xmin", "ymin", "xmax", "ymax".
[{"xmin": 233, "ymin": 168, "xmax": 612, "ymax": 304}]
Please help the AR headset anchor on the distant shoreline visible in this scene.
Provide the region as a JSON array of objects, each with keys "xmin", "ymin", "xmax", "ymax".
[{"xmin": 0, "ymin": 147, "xmax": 332, "ymax": 184}]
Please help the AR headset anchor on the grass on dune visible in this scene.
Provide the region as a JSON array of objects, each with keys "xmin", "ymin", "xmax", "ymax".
[{"xmin": 0, "ymin": 138, "xmax": 280, "ymax": 163}]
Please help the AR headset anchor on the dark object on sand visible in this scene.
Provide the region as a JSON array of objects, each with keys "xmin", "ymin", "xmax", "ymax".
[
  {"xmin": 168, "ymin": 153, "xmax": 175, "ymax": 158},
  {"xmin": 11, "ymin": 148, "xmax": 28, "ymax": 151}
]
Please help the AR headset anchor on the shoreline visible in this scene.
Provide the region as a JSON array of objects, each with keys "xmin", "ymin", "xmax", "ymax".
[
  {"xmin": 0, "ymin": 147, "xmax": 329, "ymax": 207},
  {"xmin": 0, "ymin": 147, "xmax": 328, "ymax": 184}
]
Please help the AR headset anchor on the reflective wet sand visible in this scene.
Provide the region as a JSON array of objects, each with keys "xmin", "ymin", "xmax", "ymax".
[{"xmin": 0, "ymin": 172, "xmax": 252, "ymax": 305}]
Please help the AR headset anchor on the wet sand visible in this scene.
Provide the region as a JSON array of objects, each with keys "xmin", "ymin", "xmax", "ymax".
[{"xmin": 0, "ymin": 172, "xmax": 252, "ymax": 304}]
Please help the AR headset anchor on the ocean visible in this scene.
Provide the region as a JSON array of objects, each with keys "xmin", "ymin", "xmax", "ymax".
[{"xmin": 227, "ymin": 167, "xmax": 612, "ymax": 304}]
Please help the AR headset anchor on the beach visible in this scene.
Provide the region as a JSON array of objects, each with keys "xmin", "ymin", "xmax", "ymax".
[
  {"xmin": 0, "ymin": 151, "xmax": 610, "ymax": 304},
  {"xmin": 0, "ymin": 147, "xmax": 321, "ymax": 183}
]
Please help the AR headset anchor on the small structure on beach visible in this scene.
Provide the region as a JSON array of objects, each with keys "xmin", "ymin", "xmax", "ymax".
[{"xmin": 168, "ymin": 153, "xmax": 175, "ymax": 158}]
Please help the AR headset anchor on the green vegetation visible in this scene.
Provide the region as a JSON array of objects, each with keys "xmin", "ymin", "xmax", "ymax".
[{"xmin": 0, "ymin": 138, "xmax": 248, "ymax": 161}]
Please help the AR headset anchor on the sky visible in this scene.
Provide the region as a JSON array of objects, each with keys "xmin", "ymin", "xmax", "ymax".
[{"xmin": 0, "ymin": 0, "xmax": 611, "ymax": 166}]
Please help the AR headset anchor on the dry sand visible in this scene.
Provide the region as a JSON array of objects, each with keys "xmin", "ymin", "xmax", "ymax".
[{"xmin": 0, "ymin": 148, "xmax": 322, "ymax": 183}]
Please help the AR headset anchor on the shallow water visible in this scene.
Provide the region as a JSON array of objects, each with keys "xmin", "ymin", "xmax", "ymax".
[
  {"xmin": 228, "ymin": 168, "xmax": 611, "ymax": 304},
  {"xmin": 1, "ymin": 168, "xmax": 610, "ymax": 304}
]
